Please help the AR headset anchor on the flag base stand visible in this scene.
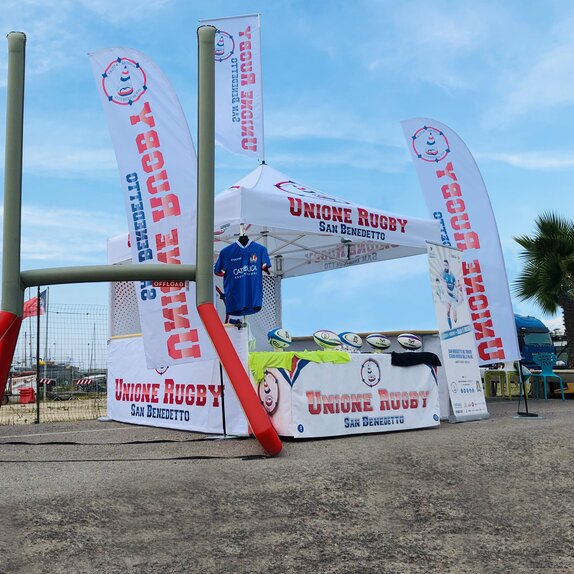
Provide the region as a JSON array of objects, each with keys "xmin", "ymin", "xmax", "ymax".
[{"xmin": 515, "ymin": 360, "xmax": 538, "ymax": 418}]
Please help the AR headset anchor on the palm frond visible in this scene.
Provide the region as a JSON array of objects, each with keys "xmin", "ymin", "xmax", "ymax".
[{"xmin": 513, "ymin": 211, "xmax": 574, "ymax": 315}]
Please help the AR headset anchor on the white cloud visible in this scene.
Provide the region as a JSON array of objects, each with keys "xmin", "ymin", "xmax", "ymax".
[
  {"xmin": 23, "ymin": 146, "xmax": 118, "ymax": 177},
  {"xmin": 16, "ymin": 204, "xmax": 125, "ymax": 263},
  {"xmin": 22, "ymin": 204, "xmax": 121, "ymax": 231},
  {"xmin": 270, "ymin": 146, "xmax": 409, "ymax": 174},
  {"xmin": 478, "ymin": 151, "xmax": 574, "ymax": 170},
  {"xmin": 77, "ymin": 0, "xmax": 170, "ymax": 21},
  {"xmin": 264, "ymin": 102, "xmax": 408, "ymax": 172},
  {"xmin": 310, "ymin": 255, "xmax": 428, "ymax": 299},
  {"xmin": 266, "ymin": 103, "xmax": 398, "ymax": 146},
  {"xmin": 0, "ymin": 0, "xmax": 170, "ymax": 85},
  {"xmin": 358, "ymin": 0, "xmax": 496, "ymax": 90},
  {"xmin": 544, "ymin": 315, "xmax": 565, "ymax": 333},
  {"xmin": 0, "ymin": 112, "xmax": 120, "ymax": 179},
  {"xmin": 500, "ymin": 44, "xmax": 574, "ymax": 119},
  {"xmin": 483, "ymin": 9, "xmax": 574, "ymax": 125}
]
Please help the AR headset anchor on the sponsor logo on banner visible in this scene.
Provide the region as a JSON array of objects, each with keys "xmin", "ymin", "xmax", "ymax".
[
  {"xmin": 152, "ymin": 280, "xmax": 186, "ymax": 289},
  {"xmin": 101, "ymin": 57, "xmax": 147, "ymax": 105},
  {"xmin": 214, "ymin": 30, "xmax": 235, "ymax": 61},
  {"xmin": 411, "ymin": 125, "xmax": 450, "ymax": 163},
  {"xmin": 402, "ymin": 117, "xmax": 520, "ymax": 365},
  {"xmin": 360, "ymin": 359, "xmax": 381, "ymax": 387},
  {"xmin": 201, "ymin": 14, "xmax": 264, "ymax": 159},
  {"xmin": 90, "ymin": 48, "xmax": 215, "ymax": 368}
]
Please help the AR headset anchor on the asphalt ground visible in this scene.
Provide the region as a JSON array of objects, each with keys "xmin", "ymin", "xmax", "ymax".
[{"xmin": 0, "ymin": 398, "xmax": 572, "ymax": 574}]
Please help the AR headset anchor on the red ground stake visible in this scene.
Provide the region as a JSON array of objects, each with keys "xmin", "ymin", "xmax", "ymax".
[
  {"xmin": 0, "ymin": 311, "xmax": 23, "ymax": 407},
  {"xmin": 197, "ymin": 302, "xmax": 282, "ymax": 457}
]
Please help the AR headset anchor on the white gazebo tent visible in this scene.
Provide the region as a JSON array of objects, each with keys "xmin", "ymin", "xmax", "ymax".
[
  {"xmin": 212, "ymin": 163, "xmax": 441, "ymax": 347},
  {"xmin": 107, "ymin": 163, "xmax": 449, "ymax": 425}
]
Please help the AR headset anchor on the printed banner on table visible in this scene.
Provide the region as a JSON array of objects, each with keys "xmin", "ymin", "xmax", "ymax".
[
  {"xmin": 201, "ymin": 14, "xmax": 264, "ymax": 160},
  {"xmin": 427, "ymin": 242, "xmax": 489, "ymax": 422},
  {"xmin": 89, "ymin": 48, "xmax": 215, "ymax": 368},
  {"xmin": 108, "ymin": 334, "xmax": 249, "ymax": 435},
  {"xmin": 402, "ymin": 118, "xmax": 520, "ymax": 366},
  {"xmin": 256, "ymin": 353, "xmax": 441, "ymax": 438}
]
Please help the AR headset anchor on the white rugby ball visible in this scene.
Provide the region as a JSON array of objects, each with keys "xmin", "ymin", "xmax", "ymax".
[
  {"xmin": 267, "ymin": 328, "xmax": 292, "ymax": 350},
  {"xmin": 366, "ymin": 333, "xmax": 391, "ymax": 351},
  {"xmin": 313, "ymin": 330, "xmax": 341, "ymax": 349},
  {"xmin": 397, "ymin": 333, "xmax": 422, "ymax": 350},
  {"xmin": 339, "ymin": 332, "xmax": 363, "ymax": 350}
]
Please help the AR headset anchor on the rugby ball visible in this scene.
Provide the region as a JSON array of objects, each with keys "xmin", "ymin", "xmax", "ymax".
[
  {"xmin": 365, "ymin": 333, "xmax": 391, "ymax": 351},
  {"xmin": 267, "ymin": 328, "xmax": 292, "ymax": 350},
  {"xmin": 397, "ymin": 333, "xmax": 422, "ymax": 350},
  {"xmin": 313, "ymin": 330, "xmax": 341, "ymax": 349},
  {"xmin": 339, "ymin": 332, "xmax": 363, "ymax": 350}
]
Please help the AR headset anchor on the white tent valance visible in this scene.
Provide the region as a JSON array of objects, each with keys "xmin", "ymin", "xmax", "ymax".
[{"xmin": 213, "ymin": 164, "xmax": 441, "ymax": 277}]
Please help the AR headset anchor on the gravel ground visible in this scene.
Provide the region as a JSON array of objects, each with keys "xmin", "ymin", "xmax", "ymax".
[{"xmin": 0, "ymin": 398, "xmax": 572, "ymax": 574}]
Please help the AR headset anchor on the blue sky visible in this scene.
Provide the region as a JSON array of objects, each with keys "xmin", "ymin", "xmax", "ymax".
[{"xmin": 0, "ymin": 0, "xmax": 572, "ymax": 336}]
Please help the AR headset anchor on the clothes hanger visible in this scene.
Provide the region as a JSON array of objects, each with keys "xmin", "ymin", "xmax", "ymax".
[{"xmin": 238, "ymin": 223, "xmax": 249, "ymax": 246}]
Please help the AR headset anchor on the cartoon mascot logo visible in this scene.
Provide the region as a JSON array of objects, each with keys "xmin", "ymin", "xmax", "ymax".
[
  {"xmin": 411, "ymin": 125, "xmax": 450, "ymax": 163},
  {"xmin": 214, "ymin": 30, "xmax": 235, "ymax": 62},
  {"xmin": 259, "ymin": 370, "xmax": 279, "ymax": 414},
  {"xmin": 361, "ymin": 359, "xmax": 381, "ymax": 388},
  {"xmin": 102, "ymin": 57, "xmax": 147, "ymax": 106}
]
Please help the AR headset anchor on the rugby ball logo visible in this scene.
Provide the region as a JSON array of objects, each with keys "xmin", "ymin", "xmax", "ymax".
[
  {"xmin": 339, "ymin": 331, "xmax": 363, "ymax": 350},
  {"xmin": 365, "ymin": 333, "xmax": 391, "ymax": 351},
  {"xmin": 397, "ymin": 333, "xmax": 422, "ymax": 350},
  {"xmin": 313, "ymin": 330, "xmax": 341, "ymax": 349}
]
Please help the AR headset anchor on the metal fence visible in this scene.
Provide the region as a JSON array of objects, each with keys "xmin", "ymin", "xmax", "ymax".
[{"xmin": 1, "ymin": 299, "xmax": 108, "ymax": 425}]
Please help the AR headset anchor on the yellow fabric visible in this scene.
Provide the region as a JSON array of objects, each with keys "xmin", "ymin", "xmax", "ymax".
[{"xmin": 249, "ymin": 350, "xmax": 351, "ymax": 383}]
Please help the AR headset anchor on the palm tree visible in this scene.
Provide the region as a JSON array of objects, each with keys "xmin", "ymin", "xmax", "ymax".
[{"xmin": 514, "ymin": 212, "xmax": 574, "ymax": 368}]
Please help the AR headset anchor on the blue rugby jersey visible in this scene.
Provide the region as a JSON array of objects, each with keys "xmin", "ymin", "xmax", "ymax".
[{"xmin": 214, "ymin": 240, "xmax": 271, "ymax": 316}]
